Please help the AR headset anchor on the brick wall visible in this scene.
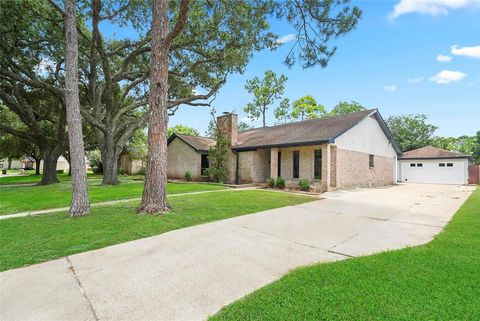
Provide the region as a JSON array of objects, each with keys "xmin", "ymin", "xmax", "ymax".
[
  {"xmin": 237, "ymin": 149, "xmax": 271, "ymax": 183},
  {"xmin": 167, "ymin": 138, "xmax": 201, "ymax": 179},
  {"xmin": 238, "ymin": 151, "xmax": 255, "ymax": 183},
  {"xmin": 335, "ymin": 148, "xmax": 394, "ymax": 188},
  {"xmin": 217, "ymin": 113, "xmax": 238, "ymax": 145}
]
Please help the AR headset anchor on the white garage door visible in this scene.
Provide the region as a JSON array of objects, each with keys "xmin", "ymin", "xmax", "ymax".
[{"xmin": 399, "ymin": 158, "xmax": 467, "ymax": 185}]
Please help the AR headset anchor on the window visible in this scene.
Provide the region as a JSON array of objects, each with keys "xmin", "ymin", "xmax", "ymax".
[
  {"xmin": 439, "ymin": 163, "xmax": 445, "ymax": 167},
  {"xmin": 410, "ymin": 163, "xmax": 416, "ymax": 167},
  {"xmin": 293, "ymin": 151, "xmax": 300, "ymax": 179},
  {"xmin": 277, "ymin": 152, "xmax": 281, "ymax": 177},
  {"xmin": 417, "ymin": 163, "xmax": 423, "ymax": 167},
  {"xmin": 314, "ymin": 149, "xmax": 322, "ymax": 179},
  {"xmin": 369, "ymin": 154, "xmax": 374, "ymax": 168},
  {"xmin": 201, "ymin": 154, "xmax": 209, "ymax": 175},
  {"xmin": 447, "ymin": 163, "xmax": 453, "ymax": 167}
]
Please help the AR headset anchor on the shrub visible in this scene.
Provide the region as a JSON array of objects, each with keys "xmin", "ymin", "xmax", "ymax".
[
  {"xmin": 275, "ymin": 176, "xmax": 285, "ymax": 189},
  {"xmin": 204, "ymin": 167, "xmax": 228, "ymax": 184},
  {"xmin": 136, "ymin": 167, "xmax": 146, "ymax": 176},
  {"xmin": 266, "ymin": 178, "xmax": 275, "ymax": 188},
  {"xmin": 56, "ymin": 169, "xmax": 64, "ymax": 174},
  {"xmin": 87, "ymin": 150, "xmax": 103, "ymax": 174},
  {"xmin": 92, "ymin": 166, "xmax": 103, "ymax": 174},
  {"xmin": 299, "ymin": 179, "xmax": 310, "ymax": 191},
  {"xmin": 184, "ymin": 171, "xmax": 192, "ymax": 182}
]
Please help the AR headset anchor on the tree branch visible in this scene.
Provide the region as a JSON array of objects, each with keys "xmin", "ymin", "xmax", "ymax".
[{"xmin": 166, "ymin": 0, "xmax": 190, "ymax": 44}]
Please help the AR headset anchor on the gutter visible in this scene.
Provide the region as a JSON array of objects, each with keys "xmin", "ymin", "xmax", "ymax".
[
  {"xmin": 231, "ymin": 139, "xmax": 332, "ymax": 152},
  {"xmin": 233, "ymin": 150, "xmax": 240, "ymax": 184}
]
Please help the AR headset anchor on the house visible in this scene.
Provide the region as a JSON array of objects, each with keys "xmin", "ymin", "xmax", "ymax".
[
  {"xmin": 397, "ymin": 146, "xmax": 473, "ymax": 185},
  {"xmin": 118, "ymin": 146, "xmax": 147, "ymax": 175},
  {"xmin": 167, "ymin": 109, "xmax": 402, "ymax": 191},
  {"xmin": 0, "ymin": 157, "xmax": 35, "ymax": 170}
]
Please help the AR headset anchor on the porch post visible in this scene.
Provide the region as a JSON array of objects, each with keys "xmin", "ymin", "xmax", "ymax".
[
  {"xmin": 322, "ymin": 144, "xmax": 331, "ymax": 191},
  {"xmin": 270, "ymin": 148, "xmax": 278, "ymax": 179}
]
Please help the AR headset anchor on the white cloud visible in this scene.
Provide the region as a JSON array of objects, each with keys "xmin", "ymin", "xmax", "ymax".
[
  {"xmin": 384, "ymin": 85, "xmax": 397, "ymax": 92},
  {"xmin": 389, "ymin": 0, "xmax": 479, "ymax": 19},
  {"xmin": 408, "ymin": 77, "xmax": 424, "ymax": 83},
  {"xmin": 277, "ymin": 34, "xmax": 297, "ymax": 44},
  {"xmin": 436, "ymin": 54, "xmax": 452, "ymax": 62},
  {"xmin": 430, "ymin": 70, "xmax": 466, "ymax": 84},
  {"xmin": 451, "ymin": 45, "xmax": 480, "ymax": 58}
]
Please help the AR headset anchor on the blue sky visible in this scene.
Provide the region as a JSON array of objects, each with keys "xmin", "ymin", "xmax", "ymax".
[
  {"xmin": 166, "ymin": 0, "xmax": 480, "ymax": 137},
  {"xmin": 100, "ymin": 1, "xmax": 480, "ymax": 137}
]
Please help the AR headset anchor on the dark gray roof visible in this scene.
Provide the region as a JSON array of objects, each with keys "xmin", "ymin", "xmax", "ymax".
[
  {"xmin": 235, "ymin": 109, "xmax": 401, "ymax": 153},
  {"xmin": 168, "ymin": 133, "xmax": 215, "ymax": 152},
  {"xmin": 399, "ymin": 146, "xmax": 470, "ymax": 159},
  {"xmin": 168, "ymin": 109, "xmax": 401, "ymax": 154}
]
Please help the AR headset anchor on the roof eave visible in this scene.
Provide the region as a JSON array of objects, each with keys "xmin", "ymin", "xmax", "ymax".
[{"xmin": 232, "ymin": 139, "xmax": 333, "ymax": 152}]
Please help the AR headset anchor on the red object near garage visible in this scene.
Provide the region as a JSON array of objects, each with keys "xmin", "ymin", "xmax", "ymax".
[{"xmin": 468, "ymin": 165, "xmax": 479, "ymax": 184}]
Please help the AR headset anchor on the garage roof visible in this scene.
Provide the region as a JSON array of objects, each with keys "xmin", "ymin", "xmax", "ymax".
[{"xmin": 399, "ymin": 146, "xmax": 470, "ymax": 160}]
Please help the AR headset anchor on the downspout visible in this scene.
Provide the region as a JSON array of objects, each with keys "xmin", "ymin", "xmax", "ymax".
[{"xmin": 233, "ymin": 151, "xmax": 239, "ymax": 184}]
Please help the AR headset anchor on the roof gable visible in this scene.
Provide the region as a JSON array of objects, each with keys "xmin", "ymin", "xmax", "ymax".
[
  {"xmin": 233, "ymin": 109, "xmax": 401, "ymax": 154},
  {"xmin": 167, "ymin": 133, "xmax": 215, "ymax": 153}
]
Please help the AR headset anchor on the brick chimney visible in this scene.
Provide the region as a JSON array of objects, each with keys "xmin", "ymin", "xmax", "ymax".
[{"xmin": 216, "ymin": 113, "xmax": 238, "ymax": 146}]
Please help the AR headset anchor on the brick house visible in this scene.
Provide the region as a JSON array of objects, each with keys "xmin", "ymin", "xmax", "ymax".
[{"xmin": 167, "ymin": 109, "xmax": 401, "ymax": 191}]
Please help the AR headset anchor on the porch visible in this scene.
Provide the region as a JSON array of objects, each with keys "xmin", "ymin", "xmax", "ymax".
[{"xmin": 236, "ymin": 144, "xmax": 336, "ymax": 191}]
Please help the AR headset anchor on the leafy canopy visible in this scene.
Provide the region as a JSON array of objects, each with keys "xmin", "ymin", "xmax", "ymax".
[
  {"xmin": 387, "ymin": 114, "xmax": 438, "ymax": 152},
  {"xmin": 244, "ymin": 70, "xmax": 288, "ymax": 127},
  {"xmin": 291, "ymin": 95, "xmax": 325, "ymax": 121},
  {"xmin": 328, "ymin": 101, "xmax": 367, "ymax": 116},
  {"xmin": 167, "ymin": 125, "xmax": 200, "ymax": 137}
]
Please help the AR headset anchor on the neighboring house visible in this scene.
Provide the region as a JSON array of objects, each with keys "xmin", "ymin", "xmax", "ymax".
[
  {"xmin": 398, "ymin": 146, "xmax": 473, "ymax": 185},
  {"xmin": 167, "ymin": 109, "xmax": 402, "ymax": 191},
  {"xmin": 0, "ymin": 157, "xmax": 35, "ymax": 170},
  {"xmin": 118, "ymin": 146, "xmax": 147, "ymax": 175},
  {"xmin": 37, "ymin": 156, "xmax": 70, "ymax": 172}
]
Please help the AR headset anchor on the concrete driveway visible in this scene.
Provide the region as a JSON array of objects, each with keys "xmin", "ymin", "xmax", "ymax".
[{"xmin": 0, "ymin": 184, "xmax": 474, "ymax": 321}]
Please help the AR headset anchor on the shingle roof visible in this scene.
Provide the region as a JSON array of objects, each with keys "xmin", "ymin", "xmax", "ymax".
[
  {"xmin": 235, "ymin": 109, "xmax": 397, "ymax": 151},
  {"xmin": 399, "ymin": 146, "xmax": 470, "ymax": 159},
  {"xmin": 168, "ymin": 109, "xmax": 401, "ymax": 154},
  {"xmin": 170, "ymin": 134, "xmax": 216, "ymax": 152}
]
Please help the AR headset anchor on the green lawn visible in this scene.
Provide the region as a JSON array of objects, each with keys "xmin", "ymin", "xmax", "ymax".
[
  {"xmin": 0, "ymin": 181, "xmax": 225, "ymax": 214},
  {"xmin": 210, "ymin": 187, "xmax": 480, "ymax": 321},
  {"xmin": 0, "ymin": 190, "xmax": 314, "ymax": 271},
  {"xmin": 0, "ymin": 172, "xmax": 130, "ymax": 185}
]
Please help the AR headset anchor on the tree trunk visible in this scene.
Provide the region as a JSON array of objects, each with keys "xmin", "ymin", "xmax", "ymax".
[
  {"xmin": 262, "ymin": 111, "xmax": 266, "ymax": 127},
  {"xmin": 34, "ymin": 157, "xmax": 41, "ymax": 175},
  {"xmin": 101, "ymin": 146, "xmax": 119, "ymax": 185},
  {"xmin": 64, "ymin": 0, "xmax": 90, "ymax": 217},
  {"xmin": 138, "ymin": 0, "xmax": 171, "ymax": 214},
  {"xmin": 40, "ymin": 155, "xmax": 60, "ymax": 185},
  {"xmin": 7, "ymin": 159, "xmax": 12, "ymax": 170},
  {"xmin": 100, "ymin": 132, "xmax": 119, "ymax": 185}
]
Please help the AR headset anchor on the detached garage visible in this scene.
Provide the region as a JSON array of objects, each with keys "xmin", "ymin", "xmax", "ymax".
[{"xmin": 398, "ymin": 146, "xmax": 472, "ymax": 185}]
